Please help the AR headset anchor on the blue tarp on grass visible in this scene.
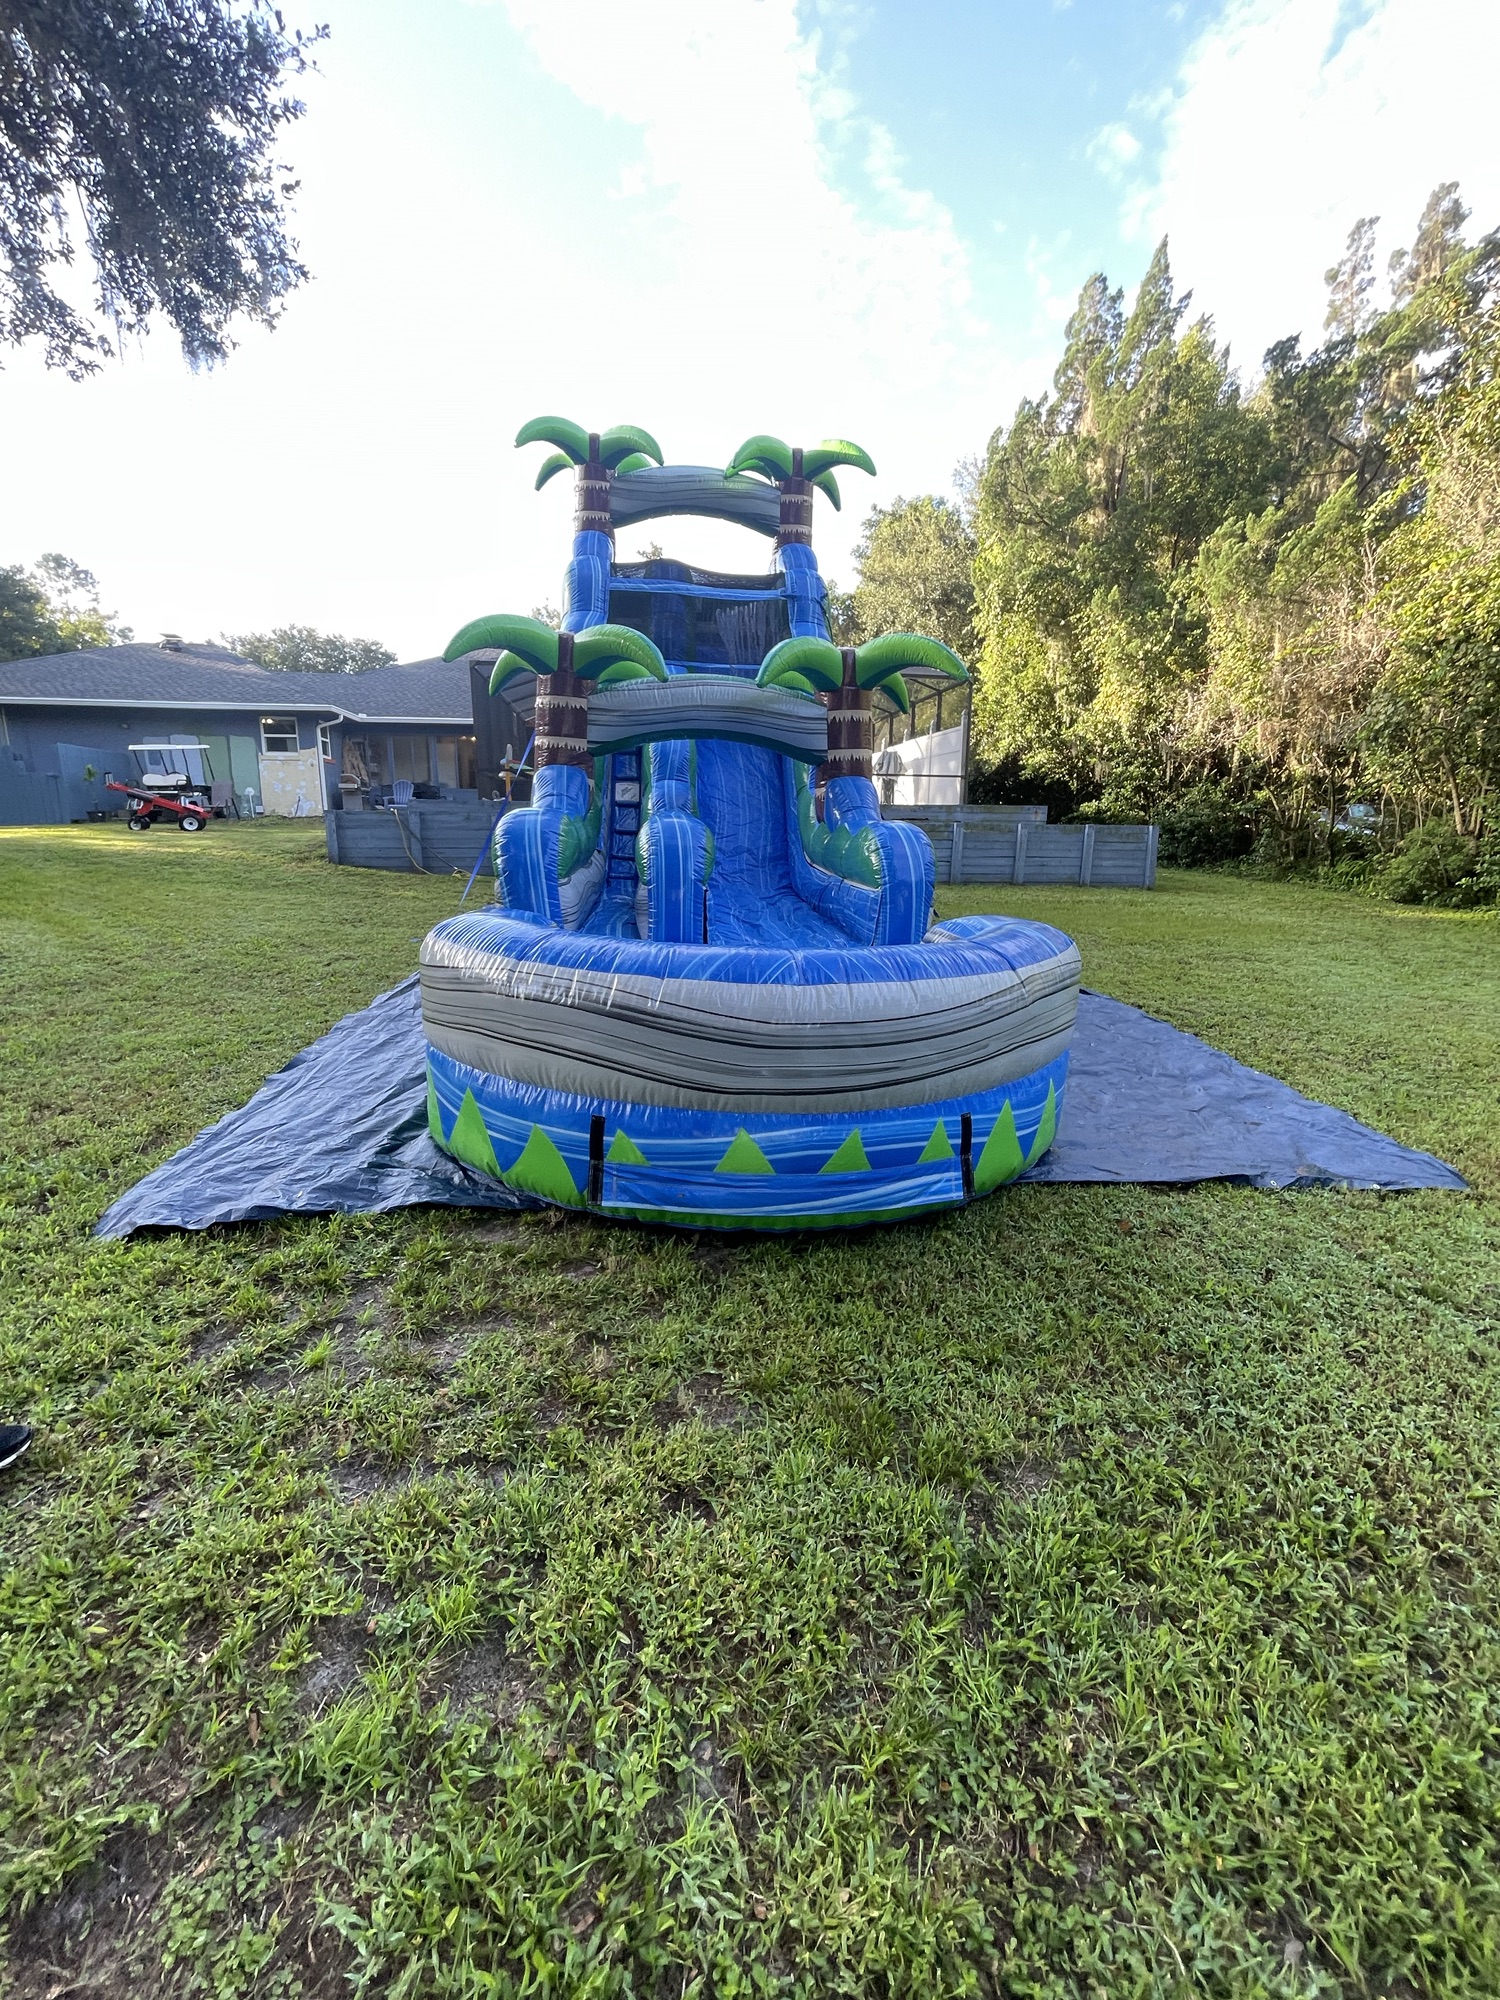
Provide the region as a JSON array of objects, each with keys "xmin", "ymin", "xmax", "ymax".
[{"xmin": 94, "ymin": 976, "xmax": 1466, "ymax": 1239}]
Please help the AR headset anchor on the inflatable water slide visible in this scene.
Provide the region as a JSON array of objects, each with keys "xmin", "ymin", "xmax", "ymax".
[{"xmin": 420, "ymin": 420, "xmax": 1080, "ymax": 1229}]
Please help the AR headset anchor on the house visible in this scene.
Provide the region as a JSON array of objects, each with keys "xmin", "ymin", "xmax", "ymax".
[{"xmin": 0, "ymin": 639, "xmax": 476, "ymax": 824}]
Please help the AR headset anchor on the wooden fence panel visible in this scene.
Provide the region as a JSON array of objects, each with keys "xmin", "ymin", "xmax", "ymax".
[
  {"xmin": 1020, "ymin": 825, "xmax": 1087, "ymax": 883},
  {"xmin": 913, "ymin": 815, "xmax": 1158, "ymax": 888},
  {"xmin": 324, "ymin": 804, "xmax": 1158, "ymax": 889},
  {"xmin": 0, "ymin": 764, "xmax": 66, "ymax": 826},
  {"xmin": 325, "ymin": 806, "xmax": 499, "ymax": 875}
]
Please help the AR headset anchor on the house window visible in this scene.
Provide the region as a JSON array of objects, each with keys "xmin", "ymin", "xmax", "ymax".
[
  {"xmin": 391, "ymin": 734, "xmax": 432, "ymax": 786},
  {"xmin": 261, "ymin": 715, "xmax": 299, "ymax": 753},
  {"xmin": 317, "ymin": 722, "xmax": 334, "ymax": 762},
  {"xmin": 433, "ymin": 734, "xmax": 479, "ymax": 790}
]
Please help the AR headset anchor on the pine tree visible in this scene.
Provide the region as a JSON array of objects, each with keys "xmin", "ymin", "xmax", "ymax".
[
  {"xmin": 1324, "ymin": 217, "xmax": 1380, "ymax": 338},
  {"xmin": 1118, "ymin": 238, "xmax": 1189, "ymax": 388},
  {"xmin": 1053, "ymin": 272, "xmax": 1123, "ymax": 432},
  {"xmin": 1389, "ymin": 183, "xmax": 1470, "ymax": 301}
]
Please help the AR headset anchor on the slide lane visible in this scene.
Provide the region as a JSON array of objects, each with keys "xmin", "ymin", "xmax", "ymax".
[{"xmin": 694, "ymin": 738, "xmax": 848, "ymax": 948}]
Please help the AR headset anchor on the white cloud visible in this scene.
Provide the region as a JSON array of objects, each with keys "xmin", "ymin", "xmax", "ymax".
[
  {"xmin": 489, "ymin": 0, "xmax": 999, "ymax": 555},
  {"xmin": 1087, "ymin": 122, "xmax": 1143, "ymax": 179},
  {"xmin": 1134, "ymin": 0, "xmax": 1500, "ymax": 372}
]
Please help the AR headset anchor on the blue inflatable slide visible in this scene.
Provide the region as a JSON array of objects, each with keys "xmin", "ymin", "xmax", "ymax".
[{"xmin": 421, "ymin": 420, "xmax": 1080, "ymax": 1229}]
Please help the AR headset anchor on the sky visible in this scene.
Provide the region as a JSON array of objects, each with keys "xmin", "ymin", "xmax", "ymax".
[{"xmin": 2, "ymin": 0, "xmax": 1497, "ymax": 662}]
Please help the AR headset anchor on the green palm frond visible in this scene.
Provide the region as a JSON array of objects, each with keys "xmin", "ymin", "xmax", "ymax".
[
  {"xmin": 612, "ymin": 452, "xmax": 653, "ymax": 475},
  {"xmin": 811, "ymin": 470, "xmax": 841, "ymax": 510},
  {"xmin": 534, "ymin": 451, "xmax": 574, "ymax": 491},
  {"xmin": 727, "ymin": 434, "xmax": 794, "ymax": 480},
  {"xmin": 730, "ymin": 458, "xmax": 782, "ymax": 485},
  {"xmin": 756, "ymin": 635, "xmax": 843, "ymax": 694},
  {"xmin": 445, "ymin": 613, "xmax": 558, "ymax": 671},
  {"xmin": 598, "ymin": 424, "xmax": 663, "ymax": 470},
  {"xmin": 489, "ymin": 650, "xmax": 536, "ymax": 692},
  {"xmin": 851, "ymin": 632, "xmax": 967, "ymax": 715},
  {"xmin": 802, "ymin": 438, "xmax": 877, "ymax": 479},
  {"xmin": 854, "ymin": 632, "xmax": 968, "ymax": 685},
  {"xmin": 593, "ymin": 658, "xmax": 660, "ymax": 685},
  {"xmin": 514, "ymin": 415, "xmax": 590, "ymax": 463},
  {"xmin": 572, "ymin": 624, "xmax": 667, "ymax": 682},
  {"xmin": 769, "ymin": 669, "xmax": 821, "ymax": 696}
]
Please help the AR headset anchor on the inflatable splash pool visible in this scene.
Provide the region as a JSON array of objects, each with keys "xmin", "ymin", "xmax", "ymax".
[{"xmin": 420, "ymin": 420, "xmax": 1080, "ymax": 1229}]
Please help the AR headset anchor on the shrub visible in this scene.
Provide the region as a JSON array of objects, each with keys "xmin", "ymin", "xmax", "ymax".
[
  {"xmin": 1377, "ymin": 820, "xmax": 1490, "ymax": 905},
  {"xmin": 1157, "ymin": 783, "xmax": 1259, "ymax": 868}
]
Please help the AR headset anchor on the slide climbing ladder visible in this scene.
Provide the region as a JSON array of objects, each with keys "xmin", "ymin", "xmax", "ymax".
[{"xmin": 604, "ymin": 750, "xmax": 642, "ymax": 892}]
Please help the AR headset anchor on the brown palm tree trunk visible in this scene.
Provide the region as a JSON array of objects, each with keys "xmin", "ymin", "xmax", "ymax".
[
  {"xmin": 822, "ymin": 647, "xmax": 872, "ymax": 783},
  {"xmin": 776, "ymin": 446, "xmax": 813, "ymax": 546},
  {"xmin": 574, "ymin": 433, "xmax": 613, "ymax": 539},
  {"xmin": 533, "ymin": 633, "xmax": 591, "ymax": 771}
]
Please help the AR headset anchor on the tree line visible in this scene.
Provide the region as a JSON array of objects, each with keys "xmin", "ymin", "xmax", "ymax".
[{"xmin": 846, "ymin": 185, "xmax": 1499, "ymax": 905}]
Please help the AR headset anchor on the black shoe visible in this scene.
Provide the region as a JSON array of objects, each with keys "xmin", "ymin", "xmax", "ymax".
[{"xmin": 0, "ymin": 1424, "xmax": 32, "ymax": 1472}]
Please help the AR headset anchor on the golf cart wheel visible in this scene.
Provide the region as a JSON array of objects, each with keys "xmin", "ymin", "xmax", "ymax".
[
  {"xmin": 178, "ymin": 812, "xmax": 205, "ymax": 833},
  {"xmin": 128, "ymin": 814, "xmax": 153, "ymax": 831}
]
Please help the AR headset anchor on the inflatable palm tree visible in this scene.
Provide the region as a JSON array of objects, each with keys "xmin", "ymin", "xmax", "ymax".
[
  {"xmin": 444, "ymin": 613, "xmax": 666, "ymax": 770},
  {"xmin": 757, "ymin": 633, "xmax": 967, "ymax": 781},
  {"xmin": 725, "ymin": 434, "xmax": 877, "ymax": 546},
  {"xmin": 516, "ymin": 417, "xmax": 663, "ymax": 537}
]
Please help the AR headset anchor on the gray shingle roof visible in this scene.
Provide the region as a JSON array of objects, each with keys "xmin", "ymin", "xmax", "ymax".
[
  {"xmin": 0, "ymin": 643, "xmax": 472, "ymax": 725},
  {"xmin": 330, "ymin": 657, "xmax": 472, "ymax": 724}
]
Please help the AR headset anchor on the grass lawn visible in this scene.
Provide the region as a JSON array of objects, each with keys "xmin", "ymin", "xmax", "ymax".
[{"xmin": 1, "ymin": 819, "xmax": 1497, "ymax": 1998}]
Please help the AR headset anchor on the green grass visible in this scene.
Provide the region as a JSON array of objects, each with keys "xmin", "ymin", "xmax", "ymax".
[{"xmin": 1, "ymin": 819, "xmax": 1497, "ymax": 1998}]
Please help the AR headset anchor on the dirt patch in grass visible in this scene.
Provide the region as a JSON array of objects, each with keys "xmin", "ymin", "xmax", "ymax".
[
  {"xmin": 465, "ymin": 1218, "xmax": 527, "ymax": 1246},
  {"xmin": 418, "ymin": 1324, "xmax": 502, "ymax": 1374},
  {"xmin": 429, "ymin": 1635, "xmax": 540, "ymax": 1725},
  {"xmin": 298, "ymin": 1616, "xmax": 373, "ymax": 1714},
  {"xmin": 324, "ymin": 1461, "xmax": 419, "ymax": 1503},
  {"xmin": 689, "ymin": 1235, "xmax": 743, "ymax": 1280},
  {"xmin": 999, "ymin": 1455, "xmax": 1056, "ymax": 1503},
  {"xmin": 683, "ymin": 1734, "xmax": 744, "ymax": 1823},
  {"xmin": 5, "ymin": 1825, "xmax": 169, "ymax": 1998},
  {"xmin": 656, "ymin": 1372, "xmax": 751, "ymax": 1431}
]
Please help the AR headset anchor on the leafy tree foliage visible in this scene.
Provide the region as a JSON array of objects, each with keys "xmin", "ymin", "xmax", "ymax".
[
  {"xmin": 845, "ymin": 497, "xmax": 978, "ymax": 662},
  {"xmin": 0, "ymin": 553, "xmax": 129, "ymax": 660},
  {"xmin": 0, "ymin": 0, "xmax": 323, "ymax": 376},
  {"xmin": 962, "ymin": 194, "xmax": 1500, "ymax": 892},
  {"xmin": 973, "ymin": 237, "xmax": 1277, "ymax": 806},
  {"xmin": 229, "ymin": 625, "xmax": 395, "ymax": 674}
]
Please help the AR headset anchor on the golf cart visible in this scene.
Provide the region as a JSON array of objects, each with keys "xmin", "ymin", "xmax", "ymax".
[{"xmin": 107, "ymin": 743, "xmax": 222, "ymax": 832}]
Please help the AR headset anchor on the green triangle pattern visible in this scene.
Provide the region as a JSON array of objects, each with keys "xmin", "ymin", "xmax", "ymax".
[
  {"xmin": 505, "ymin": 1124, "xmax": 583, "ymax": 1206},
  {"xmin": 447, "ymin": 1088, "xmax": 502, "ymax": 1178},
  {"xmin": 916, "ymin": 1119, "xmax": 954, "ymax": 1164},
  {"xmin": 426, "ymin": 1069, "xmax": 445, "ymax": 1146},
  {"xmin": 606, "ymin": 1129, "xmax": 649, "ymax": 1166},
  {"xmin": 1024, "ymin": 1082, "xmax": 1058, "ymax": 1167},
  {"xmin": 715, "ymin": 1128, "xmax": 775, "ymax": 1175},
  {"xmin": 974, "ymin": 1102, "xmax": 1025, "ymax": 1192},
  {"xmin": 819, "ymin": 1129, "xmax": 871, "ymax": 1174}
]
